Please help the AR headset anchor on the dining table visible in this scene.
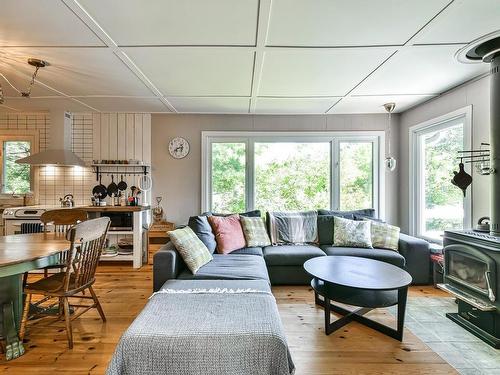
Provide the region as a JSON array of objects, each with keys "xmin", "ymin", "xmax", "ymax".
[{"xmin": 0, "ymin": 232, "xmax": 70, "ymax": 360}]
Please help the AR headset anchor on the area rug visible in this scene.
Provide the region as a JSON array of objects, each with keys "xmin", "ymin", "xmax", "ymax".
[{"xmin": 387, "ymin": 296, "xmax": 500, "ymax": 374}]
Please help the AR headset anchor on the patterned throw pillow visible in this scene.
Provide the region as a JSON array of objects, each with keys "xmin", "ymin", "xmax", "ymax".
[
  {"xmin": 208, "ymin": 214, "xmax": 246, "ymax": 254},
  {"xmin": 240, "ymin": 216, "xmax": 271, "ymax": 247},
  {"xmin": 168, "ymin": 227, "xmax": 213, "ymax": 274},
  {"xmin": 371, "ymin": 221, "xmax": 400, "ymax": 252},
  {"xmin": 333, "ymin": 216, "xmax": 372, "ymax": 248}
]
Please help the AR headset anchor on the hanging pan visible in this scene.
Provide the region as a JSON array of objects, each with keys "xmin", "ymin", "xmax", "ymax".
[
  {"xmin": 117, "ymin": 174, "xmax": 128, "ymax": 191},
  {"xmin": 92, "ymin": 175, "xmax": 107, "ymax": 199},
  {"xmin": 107, "ymin": 174, "xmax": 119, "ymax": 197}
]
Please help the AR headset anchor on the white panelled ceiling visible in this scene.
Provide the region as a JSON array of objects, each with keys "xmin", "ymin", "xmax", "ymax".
[{"xmin": 0, "ymin": 0, "xmax": 498, "ymax": 114}]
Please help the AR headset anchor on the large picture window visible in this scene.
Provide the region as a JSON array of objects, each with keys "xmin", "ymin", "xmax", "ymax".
[
  {"xmin": 410, "ymin": 107, "xmax": 472, "ymax": 242},
  {"xmin": 203, "ymin": 132, "xmax": 383, "ymax": 217}
]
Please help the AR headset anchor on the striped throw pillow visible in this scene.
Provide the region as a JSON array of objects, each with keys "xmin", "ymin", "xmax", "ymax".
[
  {"xmin": 240, "ymin": 216, "xmax": 271, "ymax": 247},
  {"xmin": 168, "ymin": 227, "xmax": 213, "ymax": 274},
  {"xmin": 370, "ymin": 221, "xmax": 400, "ymax": 252}
]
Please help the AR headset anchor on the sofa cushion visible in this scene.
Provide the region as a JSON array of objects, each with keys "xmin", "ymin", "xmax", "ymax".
[
  {"xmin": 333, "ymin": 216, "xmax": 372, "ymax": 248},
  {"xmin": 240, "ymin": 216, "xmax": 271, "ymax": 247},
  {"xmin": 177, "ymin": 254, "xmax": 270, "ymax": 282},
  {"xmin": 263, "ymin": 245, "xmax": 326, "ymax": 266},
  {"xmin": 318, "ymin": 208, "xmax": 376, "ymax": 219},
  {"xmin": 188, "ymin": 215, "xmax": 217, "ymax": 253},
  {"xmin": 167, "ymin": 227, "xmax": 213, "ymax": 274},
  {"xmin": 320, "ymin": 245, "xmax": 405, "ymax": 268},
  {"xmin": 267, "ymin": 211, "xmax": 318, "ymax": 245},
  {"xmin": 202, "ymin": 210, "xmax": 261, "ymax": 218},
  {"xmin": 317, "ymin": 213, "xmax": 355, "ymax": 246},
  {"xmin": 230, "ymin": 247, "xmax": 264, "ymax": 256},
  {"xmin": 208, "ymin": 214, "xmax": 246, "ymax": 254},
  {"xmin": 370, "ymin": 221, "xmax": 400, "ymax": 252}
]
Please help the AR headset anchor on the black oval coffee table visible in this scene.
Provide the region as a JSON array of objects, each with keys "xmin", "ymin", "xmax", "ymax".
[{"xmin": 304, "ymin": 256, "xmax": 412, "ymax": 341}]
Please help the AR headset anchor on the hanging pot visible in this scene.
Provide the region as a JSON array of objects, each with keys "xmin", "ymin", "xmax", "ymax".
[
  {"xmin": 117, "ymin": 174, "xmax": 128, "ymax": 191},
  {"xmin": 451, "ymin": 162, "xmax": 472, "ymax": 196},
  {"xmin": 107, "ymin": 174, "xmax": 118, "ymax": 197}
]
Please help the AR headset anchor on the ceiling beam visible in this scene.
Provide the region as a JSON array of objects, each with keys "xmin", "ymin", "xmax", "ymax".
[{"xmin": 61, "ymin": 0, "xmax": 177, "ymax": 113}]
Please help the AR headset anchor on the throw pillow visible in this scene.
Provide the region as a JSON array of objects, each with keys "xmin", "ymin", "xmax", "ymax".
[
  {"xmin": 333, "ymin": 216, "xmax": 372, "ymax": 248},
  {"xmin": 317, "ymin": 213, "xmax": 355, "ymax": 245},
  {"xmin": 318, "ymin": 208, "xmax": 376, "ymax": 219},
  {"xmin": 371, "ymin": 221, "xmax": 400, "ymax": 252},
  {"xmin": 167, "ymin": 227, "xmax": 213, "ymax": 274},
  {"xmin": 188, "ymin": 215, "xmax": 216, "ymax": 253},
  {"xmin": 267, "ymin": 211, "xmax": 318, "ymax": 245},
  {"xmin": 240, "ymin": 216, "xmax": 271, "ymax": 247},
  {"xmin": 208, "ymin": 214, "xmax": 246, "ymax": 254}
]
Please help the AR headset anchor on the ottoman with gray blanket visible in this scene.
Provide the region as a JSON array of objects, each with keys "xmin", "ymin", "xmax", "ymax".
[{"xmin": 107, "ymin": 279, "xmax": 295, "ymax": 375}]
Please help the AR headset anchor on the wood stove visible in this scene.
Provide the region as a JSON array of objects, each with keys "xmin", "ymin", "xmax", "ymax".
[
  {"xmin": 437, "ymin": 33, "xmax": 500, "ymax": 348},
  {"xmin": 440, "ymin": 230, "xmax": 500, "ymax": 348}
]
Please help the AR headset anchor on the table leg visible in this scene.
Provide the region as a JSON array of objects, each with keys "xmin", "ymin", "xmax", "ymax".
[
  {"xmin": 0, "ymin": 275, "xmax": 25, "ymax": 360},
  {"xmin": 396, "ymin": 286, "xmax": 408, "ymax": 341}
]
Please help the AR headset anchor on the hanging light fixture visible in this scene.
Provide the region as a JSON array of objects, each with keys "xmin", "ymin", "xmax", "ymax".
[
  {"xmin": 384, "ymin": 102, "xmax": 397, "ymax": 171},
  {"xmin": 0, "ymin": 58, "xmax": 48, "ymax": 102},
  {"xmin": 21, "ymin": 58, "xmax": 48, "ymax": 97}
]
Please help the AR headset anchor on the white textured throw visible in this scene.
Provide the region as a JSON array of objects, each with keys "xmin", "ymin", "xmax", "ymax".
[{"xmin": 150, "ymin": 287, "xmax": 272, "ymax": 298}]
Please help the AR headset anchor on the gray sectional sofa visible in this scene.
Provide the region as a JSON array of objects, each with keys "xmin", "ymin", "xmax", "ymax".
[{"xmin": 153, "ymin": 209, "xmax": 430, "ymax": 292}]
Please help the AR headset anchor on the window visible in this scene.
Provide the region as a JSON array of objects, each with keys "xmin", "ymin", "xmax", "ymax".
[
  {"xmin": 203, "ymin": 132, "xmax": 383, "ymax": 216},
  {"xmin": 339, "ymin": 142, "xmax": 373, "ymax": 211},
  {"xmin": 410, "ymin": 107, "xmax": 472, "ymax": 242},
  {"xmin": 211, "ymin": 142, "xmax": 246, "ymax": 213},
  {"xmin": 0, "ymin": 132, "xmax": 37, "ymax": 195},
  {"xmin": 255, "ymin": 142, "xmax": 330, "ymax": 212}
]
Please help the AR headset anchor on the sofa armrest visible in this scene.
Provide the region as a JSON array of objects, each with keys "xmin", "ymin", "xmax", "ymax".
[
  {"xmin": 153, "ymin": 241, "xmax": 183, "ymax": 292},
  {"xmin": 398, "ymin": 233, "xmax": 431, "ymax": 285}
]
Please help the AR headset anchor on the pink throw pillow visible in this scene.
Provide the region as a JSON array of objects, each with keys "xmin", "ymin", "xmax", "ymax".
[{"xmin": 208, "ymin": 214, "xmax": 246, "ymax": 254}]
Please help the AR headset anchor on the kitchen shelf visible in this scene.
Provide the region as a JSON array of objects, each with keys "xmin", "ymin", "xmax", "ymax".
[
  {"xmin": 91, "ymin": 163, "xmax": 150, "ymax": 180},
  {"xmin": 100, "ymin": 254, "xmax": 134, "ymax": 262}
]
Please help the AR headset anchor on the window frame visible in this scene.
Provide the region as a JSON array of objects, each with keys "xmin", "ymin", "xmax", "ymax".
[
  {"xmin": 0, "ymin": 130, "xmax": 38, "ymax": 197},
  {"xmin": 202, "ymin": 131, "xmax": 384, "ymax": 218},
  {"xmin": 408, "ymin": 106, "xmax": 472, "ymax": 243}
]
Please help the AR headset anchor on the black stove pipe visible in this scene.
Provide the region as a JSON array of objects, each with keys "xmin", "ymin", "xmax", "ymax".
[{"xmin": 491, "ymin": 55, "xmax": 500, "ymax": 236}]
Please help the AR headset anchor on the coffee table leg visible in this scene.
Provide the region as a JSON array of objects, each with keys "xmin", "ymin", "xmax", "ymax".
[{"xmin": 396, "ymin": 286, "xmax": 408, "ymax": 341}]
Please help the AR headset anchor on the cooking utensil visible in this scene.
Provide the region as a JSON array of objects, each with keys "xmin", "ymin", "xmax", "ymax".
[
  {"xmin": 107, "ymin": 174, "xmax": 118, "ymax": 197},
  {"xmin": 137, "ymin": 175, "xmax": 152, "ymax": 192},
  {"xmin": 92, "ymin": 175, "xmax": 107, "ymax": 199},
  {"xmin": 117, "ymin": 174, "xmax": 127, "ymax": 191}
]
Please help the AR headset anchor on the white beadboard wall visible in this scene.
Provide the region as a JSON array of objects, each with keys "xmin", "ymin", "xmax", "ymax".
[{"xmin": 0, "ymin": 112, "xmax": 151, "ymax": 206}]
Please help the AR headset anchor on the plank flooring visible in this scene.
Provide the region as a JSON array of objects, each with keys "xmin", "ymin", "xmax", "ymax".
[{"xmin": 1, "ymin": 264, "xmax": 457, "ymax": 374}]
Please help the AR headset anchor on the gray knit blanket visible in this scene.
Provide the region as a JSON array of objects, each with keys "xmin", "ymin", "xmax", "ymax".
[
  {"xmin": 106, "ymin": 283, "xmax": 295, "ymax": 375},
  {"xmin": 268, "ymin": 210, "xmax": 318, "ymax": 245}
]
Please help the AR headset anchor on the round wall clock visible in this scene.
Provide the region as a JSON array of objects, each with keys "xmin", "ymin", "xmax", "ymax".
[{"xmin": 168, "ymin": 137, "xmax": 190, "ymax": 159}]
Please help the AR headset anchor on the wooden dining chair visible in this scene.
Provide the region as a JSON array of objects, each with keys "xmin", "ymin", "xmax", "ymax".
[
  {"xmin": 20, "ymin": 217, "xmax": 111, "ymax": 349},
  {"xmin": 39, "ymin": 209, "xmax": 88, "ymax": 276}
]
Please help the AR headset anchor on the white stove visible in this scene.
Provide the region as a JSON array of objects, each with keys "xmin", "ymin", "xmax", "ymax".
[{"xmin": 3, "ymin": 205, "xmax": 61, "ymax": 235}]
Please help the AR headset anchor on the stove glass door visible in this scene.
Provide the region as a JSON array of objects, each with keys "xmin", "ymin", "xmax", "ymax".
[{"xmin": 449, "ymin": 252, "xmax": 488, "ymax": 291}]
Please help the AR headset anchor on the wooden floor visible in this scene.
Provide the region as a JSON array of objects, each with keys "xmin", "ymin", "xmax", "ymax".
[{"xmin": 0, "ymin": 264, "xmax": 457, "ymax": 374}]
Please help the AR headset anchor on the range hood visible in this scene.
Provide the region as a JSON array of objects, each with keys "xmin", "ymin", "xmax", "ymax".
[{"xmin": 16, "ymin": 111, "xmax": 86, "ymax": 167}]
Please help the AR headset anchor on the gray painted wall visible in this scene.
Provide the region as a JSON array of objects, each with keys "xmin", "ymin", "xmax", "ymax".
[
  {"xmin": 151, "ymin": 114, "xmax": 400, "ymax": 225},
  {"xmin": 399, "ymin": 75, "xmax": 491, "ymax": 234}
]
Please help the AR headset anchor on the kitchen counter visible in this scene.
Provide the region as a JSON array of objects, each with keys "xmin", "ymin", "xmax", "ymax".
[{"xmin": 76, "ymin": 205, "xmax": 151, "ymax": 212}]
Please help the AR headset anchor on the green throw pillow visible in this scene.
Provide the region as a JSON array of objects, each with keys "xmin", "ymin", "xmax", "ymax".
[
  {"xmin": 168, "ymin": 227, "xmax": 213, "ymax": 274},
  {"xmin": 333, "ymin": 216, "xmax": 372, "ymax": 248},
  {"xmin": 240, "ymin": 216, "xmax": 271, "ymax": 247},
  {"xmin": 371, "ymin": 221, "xmax": 400, "ymax": 252}
]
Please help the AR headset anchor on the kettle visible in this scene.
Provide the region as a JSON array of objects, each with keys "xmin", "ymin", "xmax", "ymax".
[
  {"xmin": 60, "ymin": 194, "xmax": 75, "ymax": 208},
  {"xmin": 475, "ymin": 217, "xmax": 490, "ymax": 233}
]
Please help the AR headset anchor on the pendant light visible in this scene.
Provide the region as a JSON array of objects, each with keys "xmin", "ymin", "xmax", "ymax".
[{"xmin": 384, "ymin": 102, "xmax": 397, "ymax": 171}]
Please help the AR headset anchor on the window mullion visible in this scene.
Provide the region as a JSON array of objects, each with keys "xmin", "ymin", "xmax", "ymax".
[{"xmin": 246, "ymin": 138, "xmax": 254, "ymax": 211}]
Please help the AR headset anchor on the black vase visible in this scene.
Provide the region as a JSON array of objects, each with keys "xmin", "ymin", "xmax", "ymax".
[{"xmin": 451, "ymin": 162, "xmax": 472, "ymax": 197}]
